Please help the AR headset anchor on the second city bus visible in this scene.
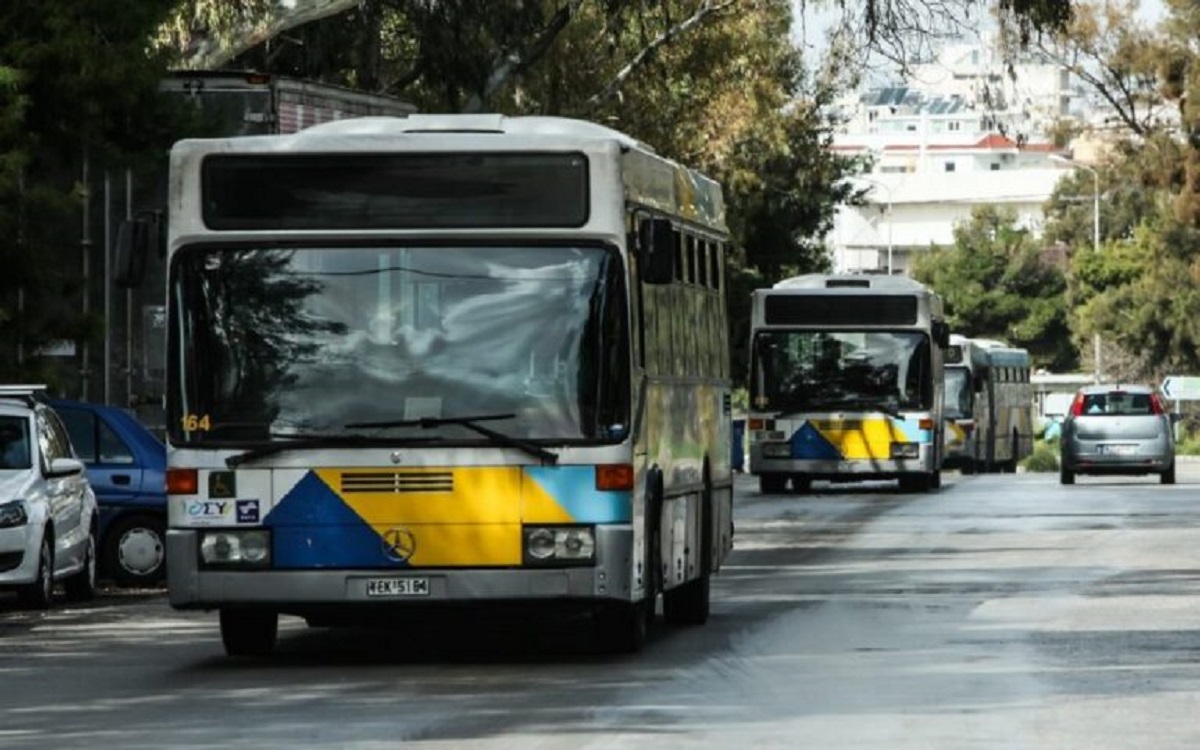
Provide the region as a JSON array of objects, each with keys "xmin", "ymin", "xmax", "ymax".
[
  {"xmin": 747, "ymin": 274, "xmax": 950, "ymax": 493},
  {"xmin": 942, "ymin": 335, "xmax": 1035, "ymax": 473}
]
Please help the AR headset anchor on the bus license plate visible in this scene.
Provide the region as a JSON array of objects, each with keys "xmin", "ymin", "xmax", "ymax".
[
  {"xmin": 366, "ymin": 577, "xmax": 430, "ymax": 597},
  {"xmin": 1099, "ymin": 444, "xmax": 1136, "ymax": 456}
]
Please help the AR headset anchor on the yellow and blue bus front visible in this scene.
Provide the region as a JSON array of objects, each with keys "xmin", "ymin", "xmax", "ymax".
[
  {"xmin": 166, "ymin": 457, "xmax": 638, "ymax": 612},
  {"xmin": 748, "ymin": 411, "xmax": 940, "ymax": 483}
]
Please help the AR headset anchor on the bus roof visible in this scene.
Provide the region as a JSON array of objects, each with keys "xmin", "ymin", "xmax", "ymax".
[
  {"xmin": 294, "ymin": 114, "xmax": 654, "ymax": 151},
  {"xmin": 171, "ymin": 113, "xmax": 727, "ymax": 235},
  {"xmin": 771, "ymin": 274, "xmax": 931, "ymax": 293}
]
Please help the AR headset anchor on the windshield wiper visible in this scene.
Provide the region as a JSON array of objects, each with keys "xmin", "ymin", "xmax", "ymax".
[
  {"xmin": 226, "ymin": 433, "xmax": 443, "ymax": 468},
  {"xmin": 345, "ymin": 413, "xmax": 558, "ymax": 465}
]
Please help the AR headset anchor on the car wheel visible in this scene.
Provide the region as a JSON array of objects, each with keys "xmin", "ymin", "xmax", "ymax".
[
  {"xmin": 103, "ymin": 514, "xmax": 167, "ymax": 587},
  {"xmin": 220, "ymin": 609, "xmax": 279, "ymax": 657},
  {"xmin": 17, "ymin": 535, "xmax": 54, "ymax": 609},
  {"xmin": 64, "ymin": 529, "xmax": 97, "ymax": 602},
  {"xmin": 1161, "ymin": 464, "xmax": 1176, "ymax": 485}
]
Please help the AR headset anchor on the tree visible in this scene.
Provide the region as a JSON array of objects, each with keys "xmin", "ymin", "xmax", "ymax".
[
  {"xmin": 912, "ymin": 206, "xmax": 1075, "ymax": 370},
  {"xmin": 0, "ymin": 1, "xmax": 180, "ymax": 385}
]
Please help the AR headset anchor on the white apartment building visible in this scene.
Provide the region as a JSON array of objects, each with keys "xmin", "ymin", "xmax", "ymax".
[{"xmin": 827, "ymin": 42, "xmax": 1084, "ymax": 275}]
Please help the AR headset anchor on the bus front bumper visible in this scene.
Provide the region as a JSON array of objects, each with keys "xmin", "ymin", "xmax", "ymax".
[{"xmin": 166, "ymin": 527, "xmax": 636, "ymax": 609}]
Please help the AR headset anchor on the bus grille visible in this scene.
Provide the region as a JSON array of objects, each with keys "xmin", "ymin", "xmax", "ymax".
[{"xmin": 340, "ymin": 471, "xmax": 454, "ymax": 494}]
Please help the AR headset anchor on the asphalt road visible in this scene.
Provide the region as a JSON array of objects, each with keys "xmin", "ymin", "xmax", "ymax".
[{"xmin": 3, "ymin": 466, "xmax": 1200, "ymax": 749}]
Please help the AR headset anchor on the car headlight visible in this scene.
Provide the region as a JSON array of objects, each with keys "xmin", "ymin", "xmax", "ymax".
[
  {"xmin": 199, "ymin": 530, "xmax": 272, "ymax": 569},
  {"xmin": 523, "ymin": 525, "xmax": 595, "ymax": 566},
  {"xmin": 0, "ymin": 501, "xmax": 27, "ymax": 529}
]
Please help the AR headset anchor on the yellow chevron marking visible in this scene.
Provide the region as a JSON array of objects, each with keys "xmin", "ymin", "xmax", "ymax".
[{"xmin": 811, "ymin": 419, "xmax": 905, "ymax": 460}]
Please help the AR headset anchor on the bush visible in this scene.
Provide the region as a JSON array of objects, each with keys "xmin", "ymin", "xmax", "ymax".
[{"xmin": 1022, "ymin": 440, "xmax": 1060, "ymax": 472}]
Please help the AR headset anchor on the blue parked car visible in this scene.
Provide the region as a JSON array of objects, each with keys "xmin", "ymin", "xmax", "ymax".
[{"xmin": 47, "ymin": 399, "xmax": 167, "ymax": 587}]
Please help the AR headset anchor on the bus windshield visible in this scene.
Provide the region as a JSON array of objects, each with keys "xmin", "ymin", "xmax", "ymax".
[
  {"xmin": 944, "ymin": 366, "xmax": 972, "ymax": 419},
  {"xmin": 168, "ymin": 244, "xmax": 630, "ymax": 444},
  {"xmin": 751, "ymin": 330, "xmax": 932, "ymax": 412}
]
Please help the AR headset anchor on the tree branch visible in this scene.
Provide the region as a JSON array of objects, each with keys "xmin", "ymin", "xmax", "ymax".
[
  {"xmin": 461, "ymin": 1, "xmax": 583, "ymax": 113},
  {"xmin": 583, "ymin": 0, "xmax": 739, "ymax": 112},
  {"xmin": 177, "ymin": 0, "xmax": 361, "ymax": 71}
]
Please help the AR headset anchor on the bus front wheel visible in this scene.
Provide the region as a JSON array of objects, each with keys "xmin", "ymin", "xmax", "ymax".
[
  {"xmin": 759, "ymin": 474, "xmax": 787, "ymax": 494},
  {"xmin": 220, "ymin": 609, "xmax": 278, "ymax": 657}
]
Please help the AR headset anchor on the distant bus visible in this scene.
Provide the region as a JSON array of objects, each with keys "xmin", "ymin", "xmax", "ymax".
[
  {"xmin": 123, "ymin": 114, "xmax": 736, "ymax": 656},
  {"xmin": 943, "ymin": 335, "xmax": 1035, "ymax": 473},
  {"xmin": 747, "ymin": 274, "xmax": 950, "ymax": 493}
]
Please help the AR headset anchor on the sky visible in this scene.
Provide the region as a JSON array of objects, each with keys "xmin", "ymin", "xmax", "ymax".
[{"xmin": 790, "ymin": 0, "xmax": 1170, "ymax": 58}]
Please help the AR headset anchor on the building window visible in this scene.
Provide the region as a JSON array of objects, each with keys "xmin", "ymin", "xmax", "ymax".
[
  {"xmin": 944, "ymin": 162, "xmax": 956, "ymax": 172},
  {"xmin": 990, "ymin": 163, "xmax": 1001, "ymax": 171}
]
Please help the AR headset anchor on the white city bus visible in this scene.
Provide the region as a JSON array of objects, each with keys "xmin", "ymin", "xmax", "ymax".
[
  {"xmin": 124, "ymin": 114, "xmax": 735, "ymax": 655},
  {"xmin": 943, "ymin": 335, "xmax": 1035, "ymax": 473},
  {"xmin": 747, "ymin": 274, "xmax": 950, "ymax": 493}
]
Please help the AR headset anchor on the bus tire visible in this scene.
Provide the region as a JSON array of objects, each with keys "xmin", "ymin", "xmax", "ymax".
[
  {"xmin": 598, "ymin": 600, "xmax": 649, "ymax": 653},
  {"xmin": 790, "ymin": 474, "xmax": 812, "ymax": 493},
  {"xmin": 759, "ymin": 474, "xmax": 786, "ymax": 494},
  {"xmin": 220, "ymin": 609, "xmax": 278, "ymax": 657},
  {"xmin": 664, "ymin": 479, "xmax": 712, "ymax": 626},
  {"xmin": 928, "ymin": 470, "xmax": 941, "ymax": 490}
]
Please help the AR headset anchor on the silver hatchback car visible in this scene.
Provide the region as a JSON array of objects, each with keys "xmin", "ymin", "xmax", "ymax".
[{"xmin": 1060, "ymin": 384, "xmax": 1177, "ymax": 485}]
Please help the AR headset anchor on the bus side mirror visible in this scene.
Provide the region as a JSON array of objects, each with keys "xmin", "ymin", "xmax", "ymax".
[
  {"xmin": 114, "ymin": 210, "xmax": 163, "ymax": 289},
  {"xmin": 637, "ymin": 217, "xmax": 675, "ymax": 285},
  {"xmin": 932, "ymin": 320, "xmax": 950, "ymax": 349}
]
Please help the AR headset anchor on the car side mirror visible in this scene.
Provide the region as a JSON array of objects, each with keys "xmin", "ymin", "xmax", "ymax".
[
  {"xmin": 932, "ymin": 320, "xmax": 950, "ymax": 349},
  {"xmin": 47, "ymin": 457, "xmax": 85, "ymax": 477}
]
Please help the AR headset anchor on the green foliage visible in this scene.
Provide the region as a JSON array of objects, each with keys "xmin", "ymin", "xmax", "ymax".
[
  {"xmin": 1022, "ymin": 439, "xmax": 1060, "ymax": 472},
  {"xmin": 0, "ymin": 1, "xmax": 180, "ymax": 382},
  {"xmin": 911, "ymin": 205, "xmax": 1075, "ymax": 370}
]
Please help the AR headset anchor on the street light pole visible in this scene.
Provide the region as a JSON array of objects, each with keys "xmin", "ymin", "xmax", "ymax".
[{"xmin": 1051, "ymin": 154, "xmax": 1101, "ymax": 382}]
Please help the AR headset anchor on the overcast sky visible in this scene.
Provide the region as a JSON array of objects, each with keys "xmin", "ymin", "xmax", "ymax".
[{"xmin": 791, "ymin": 0, "xmax": 1170, "ymax": 54}]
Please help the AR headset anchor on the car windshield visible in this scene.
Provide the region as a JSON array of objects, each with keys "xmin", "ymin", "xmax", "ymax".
[
  {"xmin": 168, "ymin": 243, "xmax": 630, "ymax": 445},
  {"xmin": 1079, "ymin": 391, "xmax": 1155, "ymax": 416},
  {"xmin": 0, "ymin": 415, "xmax": 31, "ymax": 469}
]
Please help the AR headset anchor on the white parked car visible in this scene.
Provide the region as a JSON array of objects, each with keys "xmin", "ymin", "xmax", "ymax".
[{"xmin": 0, "ymin": 385, "xmax": 98, "ymax": 607}]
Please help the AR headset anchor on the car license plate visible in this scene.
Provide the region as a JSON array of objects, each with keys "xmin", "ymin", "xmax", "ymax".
[
  {"xmin": 365, "ymin": 577, "xmax": 429, "ymax": 597},
  {"xmin": 1099, "ymin": 444, "xmax": 1136, "ymax": 456}
]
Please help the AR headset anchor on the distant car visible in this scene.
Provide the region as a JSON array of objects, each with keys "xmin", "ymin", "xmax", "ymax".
[
  {"xmin": 0, "ymin": 386, "xmax": 98, "ymax": 607},
  {"xmin": 47, "ymin": 398, "xmax": 167, "ymax": 587},
  {"xmin": 1060, "ymin": 384, "xmax": 1177, "ymax": 485}
]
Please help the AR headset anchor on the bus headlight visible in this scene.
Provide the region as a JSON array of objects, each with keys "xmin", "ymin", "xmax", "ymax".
[
  {"xmin": 199, "ymin": 530, "xmax": 272, "ymax": 568},
  {"xmin": 762, "ymin": 442, "xmax": 792, "ymax": 458},
  {"xmin": 890, "ymin": 442, "xmax": 920, "ymax": 459},
  {"xmin": 523, "ymin": 525, "xmax": 595, "ymax": 566}
]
